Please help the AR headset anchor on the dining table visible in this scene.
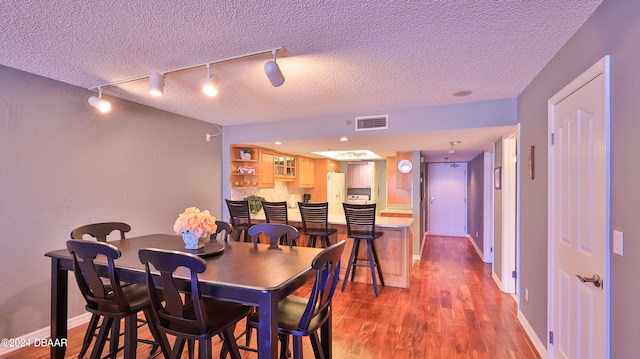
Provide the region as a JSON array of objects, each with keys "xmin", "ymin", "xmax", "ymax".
[{"xmin": 45, "ymin": 234, "xmax": 330, "ymax": 359}]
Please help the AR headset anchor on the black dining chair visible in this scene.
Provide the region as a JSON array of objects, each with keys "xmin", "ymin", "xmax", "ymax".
[
  {"xmin": 138, "ymin": 248, "xmax": 251, "ymax": 359},
  {"xmin": 246, "ymin": 240, "xmax": 346, "ymax": 359},
  {"xmin": 298, "ymin": 202, "xmax": 337, "ymax": 248},
  {"xmin": 70, "ymin": 222, "xmax": 133, "ymax": 358},
  {"xmin": 212, "ymin": 220, "xmax": 233, "ymax": 243},
  {"xmin": 248, "ymin": 223, "xmax": 299, "ymax": 248},
  {"xmin": 341, "ymin": 203, "xmax": 385, "ymax": 297},
  {"xmin": 242, "ymin": 223, "xmax": 301, "ymax": 352},
  {"xmin": 66, "ymin": 239, "xmax": 170, "ymax": 359},
  {"xmin": 225, "ymin": 199, "xmax": 252, "ymax": 242},
  {"xmin": 261, "ymin": 201, "xmax": 299, "ymax": 245}
]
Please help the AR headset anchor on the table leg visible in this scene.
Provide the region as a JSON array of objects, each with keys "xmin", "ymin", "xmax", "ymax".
[
  {"xmin": 50, "ymin": 258, "xmax": 68, "ymax": 359},
  {"xmin": 257, "ymin": 293, "xmax": 279, "ymax": 359},
  {"xmin": 321, "ymin": 308, "xmax": 333, "ymax": 358}
]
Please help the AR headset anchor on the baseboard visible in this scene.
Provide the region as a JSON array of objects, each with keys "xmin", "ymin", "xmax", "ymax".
[
  {"xmin": 492, "ymin": 271, "xmax": 502, "ymax": 290},
  {"xmin": 517, "ymin": 310, "xmax": 548, "ymax": 359},
  {"xmin": 466, "ymin": 235, "xmax": 485, "ymax": 261},
  {"xmin": 0, "ymin": 312, "xmax": 92, "ymax": 356}
]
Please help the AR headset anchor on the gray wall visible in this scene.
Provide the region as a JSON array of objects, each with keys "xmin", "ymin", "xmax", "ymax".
[
  {"xmin": 517, "ymin": 0, "xmax": 640, "ymax": 355},
  {"xmin": 468, "ymin": 153, "xmax": 484, "ymax": 252},
  {"xmin": 0, "ymin": 66, "xmax": 223, "ymax": 339}
]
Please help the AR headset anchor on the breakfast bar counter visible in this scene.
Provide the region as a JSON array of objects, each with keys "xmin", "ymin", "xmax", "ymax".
[{"xmin": 252, "ymin": 211, "xmax": 413, "ymax": 288}]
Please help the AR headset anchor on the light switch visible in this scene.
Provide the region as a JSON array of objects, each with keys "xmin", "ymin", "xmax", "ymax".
[{"xmin": 613, "ymin": 230, "xmax": 624, "ymax": 256}]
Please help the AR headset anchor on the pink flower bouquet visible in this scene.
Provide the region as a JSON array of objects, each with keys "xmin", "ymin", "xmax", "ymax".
[{"xmin": 173, "ymin": 207, "xmax": 217, "ymax": 239}]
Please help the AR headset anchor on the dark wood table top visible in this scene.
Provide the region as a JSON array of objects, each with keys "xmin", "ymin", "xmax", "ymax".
[{"xmin": 46, "ymin": 233, "xmax": 322, "ymax": 292}]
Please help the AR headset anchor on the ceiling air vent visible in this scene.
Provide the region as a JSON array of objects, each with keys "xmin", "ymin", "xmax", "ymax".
[{"xmin": 355, "ymin": 115, "xmax": 388, "ymax": 131}]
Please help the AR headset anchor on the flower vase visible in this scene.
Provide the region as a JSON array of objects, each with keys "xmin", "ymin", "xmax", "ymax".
[{"xmin": 182, "ymin": 231, "xmax": 207, "ymax": 250}]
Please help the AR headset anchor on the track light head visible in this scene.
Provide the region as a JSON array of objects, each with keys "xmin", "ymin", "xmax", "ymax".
[
  {"xmin": 202, "ymin": 64, "xmax": 219, "ymax": 97},
  {"xmin": 264, "ymin": 49, "xmax": 285, "ymax": 87},
  {"xmin": 149, "ymin": 73, "xmax": 165, "ymax": 96},
  {"xmin": 88, "ymin": 88, "xmax": 111, "ymax": 113},
  {"xmin": 203, "ymin": 76, "xmax": 219, "ymax": 97}
]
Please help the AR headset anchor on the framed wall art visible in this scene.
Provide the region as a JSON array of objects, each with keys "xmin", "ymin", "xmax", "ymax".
[{"xmin": 528, "ymin": 146, "xmax": 535, "ymax": 179}]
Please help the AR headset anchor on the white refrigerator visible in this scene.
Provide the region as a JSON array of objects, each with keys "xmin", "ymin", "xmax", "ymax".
[{"xmin": 327, "ymin": 172, "xmax": 346, "ymax": 216}]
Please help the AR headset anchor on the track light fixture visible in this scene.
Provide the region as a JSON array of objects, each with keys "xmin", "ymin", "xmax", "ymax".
[
  {"xmin": 448, "ymin": 141, "xmax": 461, "ymax": 154},
  {"xmin": 87, "ymin": 47, "xmax": 285, "ymax": 112},
  {"xmin": 202, "ymin": 63, "xmax": 219, "ymax": 97},
  {"xmin": 87, "ymin": 87, "xmax": 111, "ymax": 113},
  {"xmin": 264, "ymin": 49, "xmax": 285, "ymax": 87},
  {"xmin": 149, "ymin": 73, "xmax": 165, "ymax": 96}
]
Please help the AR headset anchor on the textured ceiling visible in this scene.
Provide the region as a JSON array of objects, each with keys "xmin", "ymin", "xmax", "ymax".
[{"xmin": 1, "ymin": 0, "xmax": 602, "ymax": 158}]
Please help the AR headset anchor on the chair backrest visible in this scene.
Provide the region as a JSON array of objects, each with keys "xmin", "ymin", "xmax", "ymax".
[
  {"xmin": 297, "ymin": 240, "xmax": 346, "ymax": 331},
  {"xmin": 298, "ymin": 202, "xmax": 330, "ymax": 232},
  {"xmin": 138, "ymin": 248, "xmax": 211, "ymax": 336},
  {"xmin": 66, "ymin": 239, "xmax": 130, "ymax": 313},
  {"xmin": 262, "ymin": 201, "xmax": 289, "ymax": 224},
  {"xmin": 225, "ymin": 199, "xmax": 251, "ymax": 226},
  {"xmin": 342, "ymin": 203, "xmax": 377, "ymax": 237},
  {"xmin": 70, "ymin": 222, "xmax": 131, "ymax": 242},
  {"xmin": 212, "ymin": 220, "xmax": 233, "ymax": 242},
  {"xmin": 248, "ymin": 223, "xmax": 298, "ymax": 247}
]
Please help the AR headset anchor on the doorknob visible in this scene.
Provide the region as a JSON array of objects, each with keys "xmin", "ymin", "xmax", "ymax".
[
  {"xmin": 429, "ymin": 195, "xmax": 435, "ymax": 204},
  {"xmin": 576, "ymin": 274, "xmax": 602, "ymax": 288}
]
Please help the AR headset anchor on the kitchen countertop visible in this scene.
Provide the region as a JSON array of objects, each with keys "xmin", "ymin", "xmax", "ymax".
[{"xmin": 250, "ymin": 210, "xmax": 413, "ymax": 228}]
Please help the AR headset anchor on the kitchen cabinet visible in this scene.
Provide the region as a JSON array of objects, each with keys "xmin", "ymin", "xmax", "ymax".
[
  {"xmin": 230, "ymin": 145, "xmax": 259, "ymax": 189},
  {"xmin": 258, "ymin": 150, "xmax": 275, "ymax": 188},
  {"xmin": 230, "ymin": 145, "xmax": 274, "ymax": 188},
  {"xmin": 289, "ymin": 156, "xmax": 315, "ymax": 188},
  {"xmin": 274, "ymin": 154, "xmax": 296, "ymax": 181},
  {"xmin": 347, "ymin": 162, "xmax": 374, "ymax": 188}
]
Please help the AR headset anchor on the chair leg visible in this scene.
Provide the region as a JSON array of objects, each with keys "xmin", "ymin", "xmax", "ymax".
[
  {"xmin": 366, "ymin": 241, "xmax": 379, "ymax": 297},
  {"xmin": 308, "ymin": 235, "xmax": 317, "ymax": 248},
  {"xmin": 196, "ymin": 337, "xmax": 210, "ymax": 359},
  {"xmin": 90, "ymin": 317, "xmax": 114, "ymax": 359},
  {"xmin": 232, "ymin": 229, "xmax": 241, "ymax": 242},
  {"xmin": 341, "ymin": 238, "xmax": 359, "ymax": 292},
  {"xmin": 143, "ymin": 307, "xmax": 171, "ymax": 359},
  {"xmin": 109, "ymin": 318, "xmax": 120, "ymax": 357},
  {"xmin": 78, "ymin": 314, "xmax": 101, "ymax": 358},
  {"xmin": 351, "ymin": 239, "xmax": 361, "ymax": 281},
  {"xmin": 279, "ymin": 334, "xmax": 290, "ymax": 359},
  {"xmin": 322, "ymin": 235, "xmax": 331, "ymax": 248},
  {"xmin": 370, "ymin": 240, "xmax": 385, "ymax": 286},
  {"xmin": 221, "ymin": 325, "xmax": 242, "ymax": 359},
  {"xmin": 292, "ymin": 336, "xmax": 303, "ymax": 359},
  {"xmin": 309, "ymin": 332, "xmax": 325, "ymax": 359},
  {"xmin": 123, "ymin": 314, "xmax": 138, "ymax": 359}
]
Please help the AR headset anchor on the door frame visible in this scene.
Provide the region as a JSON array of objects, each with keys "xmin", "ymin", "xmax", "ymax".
[
  {"xmin": 500, "ymin": 125, "xmax": 520, "ymax": 294},
  {"xmin": 547, "ymin": 56, "xmax": 610, "ymax": 358}
]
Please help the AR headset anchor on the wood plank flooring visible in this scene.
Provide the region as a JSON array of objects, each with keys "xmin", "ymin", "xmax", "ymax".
[{"xmin": 0, "ymin": 235, "xmax": 540, "ymax": 359}]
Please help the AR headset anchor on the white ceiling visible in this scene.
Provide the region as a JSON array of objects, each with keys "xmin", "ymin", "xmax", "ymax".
[{"xmin": 1, "ymin": 0, "xmax": 602, "ymax": 160}]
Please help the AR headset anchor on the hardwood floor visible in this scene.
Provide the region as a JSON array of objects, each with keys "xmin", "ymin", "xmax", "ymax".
[{"xmin": 1, "ymin": 235, "xmax": 540, "ymax": 359}]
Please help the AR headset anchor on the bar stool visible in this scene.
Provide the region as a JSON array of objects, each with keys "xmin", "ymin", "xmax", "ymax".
[
  {"xmin": 225, "ymin": 199, "xmax": 252, "ymax": 242},
  {"xmin": 262, "ymin": 200, "xmax": 298, "ymax": 245},
  {"xmin": 341, "ymin": 203, "xmax": 385, "ymax": 297},
  {"xmin": 298, "ymin": 201, "xmax": 337, "ymax": 248}
]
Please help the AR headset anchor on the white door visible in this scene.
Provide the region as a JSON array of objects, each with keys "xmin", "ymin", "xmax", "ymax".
[
  {"xmin": 427, "ymin": 163, "xmax": 467, "ymax": 236},
  {"xmin": 548, "ymin": 57, "xmax": 609, "ymax": 359}
]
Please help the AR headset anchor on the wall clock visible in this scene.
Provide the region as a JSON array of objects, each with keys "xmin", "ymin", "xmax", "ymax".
[{"xmin": 397, "ymin": 159, "xmax": 413, "ymax": 174}]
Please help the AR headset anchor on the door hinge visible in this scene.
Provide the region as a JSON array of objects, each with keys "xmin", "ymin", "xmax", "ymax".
[
  {"xmin": 550, "ymin": 133, "xmax": 555, "ymax": 145},
  {"xmin": 512, "ymin": 270, "xmax": 517, "ymax": 279},
  {"xmin": 549, "ymin": 331, "xmax": 554, "ymax": 344},
  {"xmin": 490, "ymin": 247, "xmax": 493, "ymax": 253}
]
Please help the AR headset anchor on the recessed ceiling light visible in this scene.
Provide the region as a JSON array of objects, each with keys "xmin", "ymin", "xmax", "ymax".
[
  {"xmin": 453, "ymin": 90, "xmax": 472, "ymax": 97},
  {"xmin": 274, "ymin": 141, "xmax": 282, "ymax": 145},
  {"xmin": 339, "ymin": 136, "xmax": 349, "ymax": 142}
]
